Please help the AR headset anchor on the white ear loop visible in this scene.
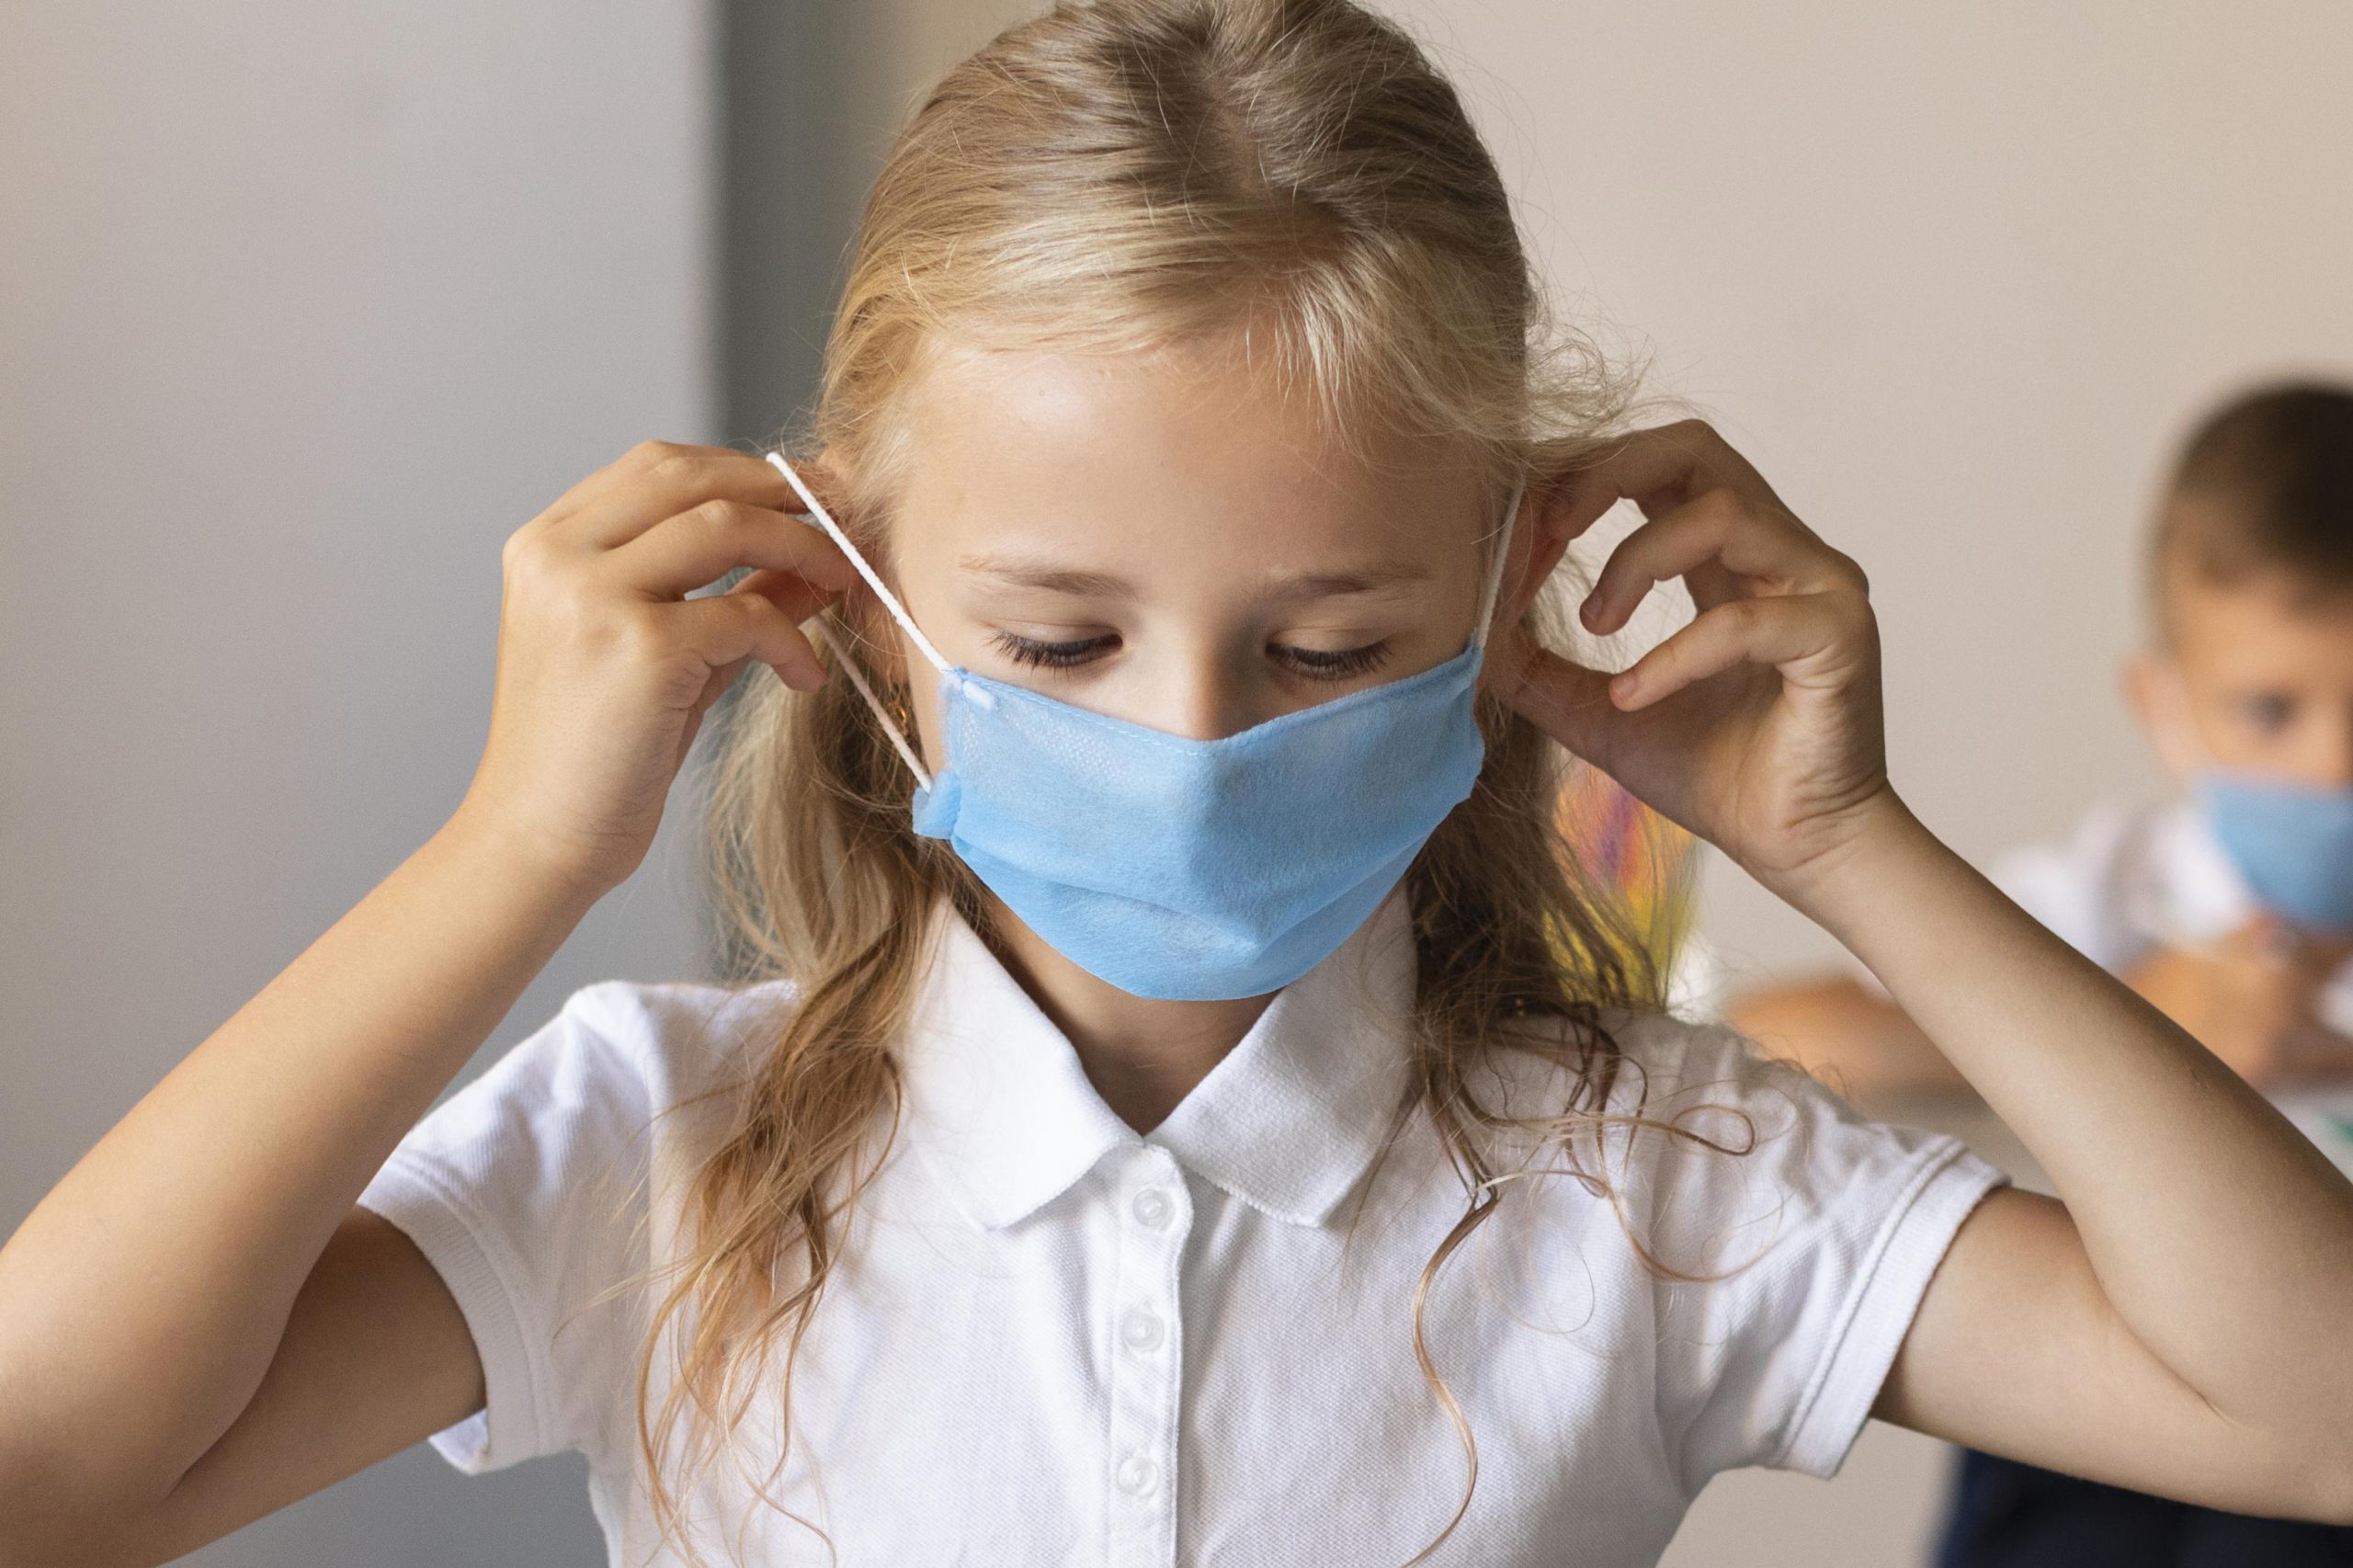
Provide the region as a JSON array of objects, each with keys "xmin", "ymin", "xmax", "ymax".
[
  {"xmin": 1471, "ymin": 469, "xmax": 1529, "ymax": 650},
  {"xmin": 766, "ymin": 451, "xmax": 952, "ymax": 673},
  {"xmin": 764, "ymin": 450, "xmax": 941, "ymax": 790}
]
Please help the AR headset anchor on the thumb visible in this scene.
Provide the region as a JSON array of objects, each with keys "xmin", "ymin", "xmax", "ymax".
[{"xmin": 1482, "ymin": 623, "xmax": 1624, "ymax": 767}]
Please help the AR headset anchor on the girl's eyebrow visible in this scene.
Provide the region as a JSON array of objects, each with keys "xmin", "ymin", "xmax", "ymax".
[
  {"xmin": 959, "ymin": 553, "xmax": 1134, "ymax": 598},
  {"xmin": 958, "ymin": 552, "xmax": 1432, "ymax": 600},
  {"xmin": 1265, "ymin": 561, "xmax": 1433, "ymax": 599}
]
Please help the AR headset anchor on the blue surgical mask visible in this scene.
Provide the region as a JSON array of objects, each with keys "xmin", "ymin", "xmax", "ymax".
[
  {"xmin": 766, "ymin": 451, "xmax": 1525, "ymax": 1000},
  {"xmin": 2192, "ymin": 771, "xmax": 2353, "ymax": 935}
]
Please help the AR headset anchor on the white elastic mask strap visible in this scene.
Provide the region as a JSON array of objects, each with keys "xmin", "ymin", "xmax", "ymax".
[
  {"xmin": 1471, "ymin": 469, "xmax": 1529, "ymax": 650},
  {"xmin": 764, "ymin": 451, "xmax": 940, "ymax": 790},
  {"xmin": 801, "ymin": 618, "xmax": 934, "ymax": 789}
]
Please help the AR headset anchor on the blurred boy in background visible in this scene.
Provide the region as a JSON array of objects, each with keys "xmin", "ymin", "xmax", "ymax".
[{"xmin": 1732, "ymin": 380, "xmax": 2353, "ymax": 1565}]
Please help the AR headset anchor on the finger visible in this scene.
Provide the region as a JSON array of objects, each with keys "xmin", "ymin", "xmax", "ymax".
[
  {"xmin": 547, "ymin": 442, "xmax": 813, "ymax": 551},
  {"xmin": 1481, "ymin": 624, "xmax": 1625, "ymax": 767},
  {"xmin": 1550, "ymin": 420, "xmax": 1777, "ymax": 543},
  {"xmin": 604, "ymin": 498, "xmax": 858, "ymax": 599},
  {"xmin": 726, "ymin": 566, "xmax": 837, "ymax": 625},
  {"xmin": 1609, "ymin": 591, "xmax": 1856, "ymax": 710},
  {"xmin": 528, "ymin": 441, "xmax": 668, "ymax": 525},
  {"xmin": 661, "ymin": 588, "xmax": 827, "ymax": 693},
  {"xmin": 1580, "ymin": 490, "xmax": 1857, "ymax": 635},
  {"xmin": 682, "ymin": 573, "xmax": 832, "ymax": 714},
  {"xmin": 682, "ymin": 653, "xmax": 753, "ymax": 744},
  {"xmin": 534, "ymin": 439, "xmax": 742, "ymax": 528}
]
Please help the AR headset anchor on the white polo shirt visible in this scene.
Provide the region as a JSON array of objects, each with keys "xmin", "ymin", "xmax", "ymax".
[{"xmin": 358, "ymin": 891, "xmax": 2006, "ymax": 1566}]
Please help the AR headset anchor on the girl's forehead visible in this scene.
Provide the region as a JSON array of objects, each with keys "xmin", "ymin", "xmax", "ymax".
[{"xmin": 895, "ymin": 341, "xmax": 1486, "ymax": 562}]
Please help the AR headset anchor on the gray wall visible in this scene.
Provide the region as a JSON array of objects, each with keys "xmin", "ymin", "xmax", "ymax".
[
  {"xmin": 2, "ymin": 1, "xmax": 722, "ymax": 1561},
  {"xmin": 722, "ymin": 0, "xmax": 858, "ymax": 450}
]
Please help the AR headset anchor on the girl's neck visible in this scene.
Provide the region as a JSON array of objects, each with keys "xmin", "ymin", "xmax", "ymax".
[{"xmin": 980, "ymin": 900, "xmax": 1277, "ymax": 1135}]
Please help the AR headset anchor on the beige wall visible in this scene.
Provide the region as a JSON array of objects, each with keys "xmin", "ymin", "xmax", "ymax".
[
  {"xmin": 1448, "ymin": 2, "xmax": 2353, "ymax": 986},
  {"xmin": 847, "ymin": 3, "xmax": 2353, "ymax": 1563}
]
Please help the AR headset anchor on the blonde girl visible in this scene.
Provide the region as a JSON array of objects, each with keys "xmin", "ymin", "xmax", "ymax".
[{"xmin": 5, "ymin": 2, "xmax": 2349, "ymax": 1564}]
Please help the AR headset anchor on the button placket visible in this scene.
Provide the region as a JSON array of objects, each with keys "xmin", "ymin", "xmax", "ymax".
[
  {"xmin": 1107, "ymin": 1145, "xmax": 1187, "ymax": 1568},
  {"xmin": 1120, "ymin": 1306, "xmax": 1166, "ymax": 1352},
  {"xmin": 1131, "ymin": 1185, "xmax": 1174, "ymax": 1229}
]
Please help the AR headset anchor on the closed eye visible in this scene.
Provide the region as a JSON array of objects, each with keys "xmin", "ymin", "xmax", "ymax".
[
  {"xmin": 989, "ymin": 631, "xmax": 1393, "ymax": 682},
  {"xmin": 1274, "ymin": 642, "xmax": 1391, "ymax": 681},
  {"xmin": 990, "ymin": 631, "xmax": 1118, "ymax": 669}
]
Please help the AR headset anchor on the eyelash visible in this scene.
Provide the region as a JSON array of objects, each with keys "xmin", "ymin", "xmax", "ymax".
[
  {"xmin": 988, "ymin": 632, "xmax": 1392, "ymax": 682},
  {"xmin": 1279, "ymin": 642, "xmax": 1392, "ymax": 680},
  {"xmin": 990, "ymin": 631, "xmax": 1117, "ymax": 669}
]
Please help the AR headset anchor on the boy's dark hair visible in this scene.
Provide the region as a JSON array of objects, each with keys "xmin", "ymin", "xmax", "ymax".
[{"xmin": 2157, "ymin": 380, "xmax": 2353, "ymax": 597}]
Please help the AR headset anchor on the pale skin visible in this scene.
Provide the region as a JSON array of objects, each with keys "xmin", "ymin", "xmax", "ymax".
[
  {"xmin": 1731, "ymin": 544, "xmax": 2353, "ymax": 1096},
  {"xmin": 2, "ymin": 347, "xmax": 2351, "ymax": 1566}
]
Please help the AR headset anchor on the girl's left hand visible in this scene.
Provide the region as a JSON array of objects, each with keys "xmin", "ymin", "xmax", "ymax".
[{"xmin": 1483, "ymin": 419, "xmax": 1895, "ymax": 910}]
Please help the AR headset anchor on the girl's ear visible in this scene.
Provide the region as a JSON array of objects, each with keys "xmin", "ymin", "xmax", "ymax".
[
  {"xmin": 1496, "ymin": 472, "xmax": 1577, "ymax": 628},
  {"xmin": 833, "ymin": 577, "xmax": 911, "ymax": 689},
  {"xmin": 797, "ymin": 446, "xmax": 912, "ymax": 687},
  {"xmin": 794, "ymin": 443, "xmax": 844, "ymax": 539}
]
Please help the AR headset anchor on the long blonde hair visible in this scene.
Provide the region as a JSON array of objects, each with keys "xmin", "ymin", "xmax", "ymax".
[{"xmin": 633, "ymin": 2, "xmax": 1754, "ymax": 1560}]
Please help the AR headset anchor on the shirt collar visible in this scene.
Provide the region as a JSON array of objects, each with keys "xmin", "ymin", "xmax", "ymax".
[{"xmin": 897, "ymin": 890, "xmax": 1421, "ymax": 1232}]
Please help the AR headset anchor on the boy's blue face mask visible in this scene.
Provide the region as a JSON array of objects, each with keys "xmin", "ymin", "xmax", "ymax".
[
  {"xmin": 2193, "ymin": 772, "xmax": 2353, "ymax": 935},
  {"xmin": 767, "ymin": 451, "xmax": 1526, "ymax": 1000}
]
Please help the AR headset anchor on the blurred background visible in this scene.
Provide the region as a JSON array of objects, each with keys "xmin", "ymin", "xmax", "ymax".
[{"xmin": 5, "ymin": 1, "xmax": 2350, "ymax": 1562}]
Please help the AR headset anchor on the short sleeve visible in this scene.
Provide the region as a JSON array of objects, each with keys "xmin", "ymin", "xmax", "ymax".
[
  {"xmin": 1633, "ymin": 1018, "xmax": 2009, "ymax": 1488},
  {"xmin": 357, "ymin": 981, "xmax": 669, "ymax": 1475}
]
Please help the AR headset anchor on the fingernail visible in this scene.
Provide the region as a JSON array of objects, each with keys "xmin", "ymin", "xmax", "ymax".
[{"xmin": 1608, "ymin": 672, "xmax": 1635, "ymax": 704}]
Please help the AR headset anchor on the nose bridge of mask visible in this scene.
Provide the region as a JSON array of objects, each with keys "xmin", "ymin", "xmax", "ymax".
[{"xmin": 764, "ymin": 450, "xmax": 1528, "ymax": 789}]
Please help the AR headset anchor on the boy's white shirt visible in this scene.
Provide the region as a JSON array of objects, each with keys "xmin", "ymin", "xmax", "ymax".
[
  {"xmin": 1973, "ymin": 795, "xmax": 2353, "ymax": 1035},
  {"xmin": 1995, "ymin": 796, "xmax": 2353, "ymax": 1176},
  {"xmin": 1863, "ymin": 800, "xmax": 2353, "ymax": 1030},
  {"xmin": 358, "ymin": 889, "xmax": 2005, "ymax": 1567},
  {"xmin": 1806, "ymin": 795, "xmax": 2353, "ymax": 1178},
  {"xmin": 1668, "ymin": 797, "xmax": 2353, "ymax": 1031}
]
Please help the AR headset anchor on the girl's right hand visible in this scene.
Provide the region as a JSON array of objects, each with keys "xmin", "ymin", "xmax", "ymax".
[
  {"xmin": 0, "ymin": 441, "xmax": 855, "ymax": 1565},
  {"xmin": 453, "ymin": 440, "xmax": 856, "ymax": 895}
]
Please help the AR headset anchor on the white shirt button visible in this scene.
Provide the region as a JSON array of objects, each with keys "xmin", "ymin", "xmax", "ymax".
[
  {"xmin": 1131, "ymin": 1187, "xmax": 1173, "ymax": 1229},
  {"xmin": 1115, "ymin": 1452, "xmax": 1161, "ymax": 1497},
  {"xmin": 1120, "ymin": 1307, "xmax": 1166, "ymax": 1352}
]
